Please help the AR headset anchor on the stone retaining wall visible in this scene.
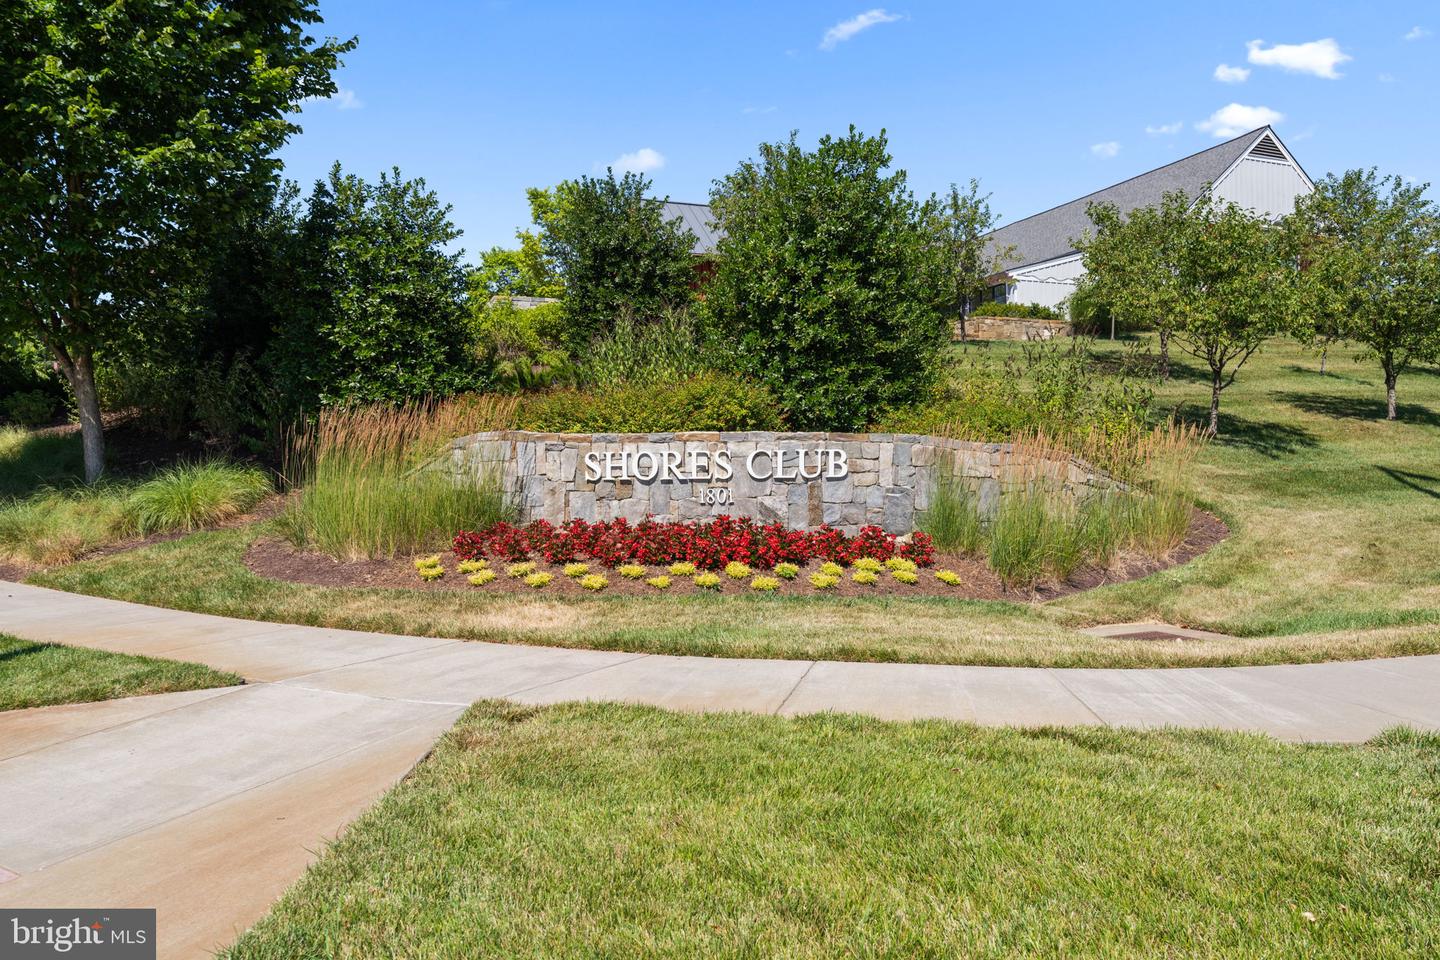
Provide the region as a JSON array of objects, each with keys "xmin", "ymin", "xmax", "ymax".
[
  {"xmin": 958, "ymin": 316, "xmax": 1072, "ymax": 341},
  {"xmin": 446, "ymin": 431, "xmax": 1114, "ymax": 536}
]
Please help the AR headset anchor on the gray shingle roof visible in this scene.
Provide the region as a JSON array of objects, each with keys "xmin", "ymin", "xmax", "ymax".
[
  {"xmin": 985, "ymin": 127, "xmax": 1272, "ymax": 271},
  {"xmin": 660, "ymin": 200, "xmax": 725, "ymax": 255}
]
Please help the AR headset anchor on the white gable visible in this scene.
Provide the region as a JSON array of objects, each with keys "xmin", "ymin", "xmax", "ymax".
[{"xmin": 1210, "ymin": 132, "xmax": 1313, "ymax": 220}]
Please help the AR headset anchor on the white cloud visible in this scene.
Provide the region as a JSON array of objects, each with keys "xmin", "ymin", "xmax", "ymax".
[
  {"xmin": 820, "ymin": 9, "xmax": 903, "ymax": 50},
  {"xmin": 1245, "ymin": 38, "xmax": 1351, "ymax": 78},
  {"xmin": 332, "ymin": 87, "xmax": 363, "ymax": 110},
  {"xmin": 1145, "ymin": 121, "xmax": 1183, "ymax": 136},
  {"xmin": 1213, "ymin": 63, "xmax": 1251, "ymax": 83},
  {"xmin": 611, "ymin": 147, "xmax": 666, "ymax": 174},
  {"xmin": 1196, "ymin": 103, "xmax": 1284, "ymax": 138},
  {"xmin": 1404, "ymin": 26, "xmax": 1430, "ymax": 41},
  {"xmin": 1090, "ymin": 141, "xmax": 1120, "ymax": 158},
  {"xmin": 1378, "ymin": 72, "xmax": 1397, "ymax": 83},
  {"xmin": 742, "ymin": 105, "xmax": 778, "ymax": 115}
]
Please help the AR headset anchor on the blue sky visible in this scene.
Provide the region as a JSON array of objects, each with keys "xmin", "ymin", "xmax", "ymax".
[{"xmin": 282, "ymin": 1, "xmax": 1438, "ymax": 258}]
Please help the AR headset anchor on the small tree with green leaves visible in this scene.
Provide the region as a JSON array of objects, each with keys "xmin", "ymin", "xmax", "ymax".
[
  {"xmin": 0, "ymin": 0, "xmax": 351, "ymax": 481},
  {"xmin": 1081, "ymin": 192, "xmax": 1299, "ymax": 435},
  {"xmin": 1076, "ymin": 194, "xmax": 1187, "ymax": 380},
  {"xmin": 925, "ymin": 180, "xmax": 1002, "ymax": 342},
  {"xmin": 538, "ymin": 171, "xmax": 696, "ymax": 347},
  {"xmin": 1289, "ymin": 169, "xmax": 1440, "ymax": 419},
  {"xmin": 703, "ymin": 128, "xmax": 948, "ymax": 430}
]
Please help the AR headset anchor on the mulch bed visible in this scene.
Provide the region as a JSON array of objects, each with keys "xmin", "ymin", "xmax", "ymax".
[{"xmin": 244, "ymin": 509, "xmax": 1229, "ymax": 602}]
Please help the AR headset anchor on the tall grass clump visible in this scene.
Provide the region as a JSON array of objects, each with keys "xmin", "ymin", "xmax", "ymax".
[
  {"xmin": 918, "ymin": 461, "xmax": 985, "ymax": 554},
  {"xmin": 986, "ymin": 484, "xmax": 1051, "ymax": 588},
  {"xmin": 283, "ymin": 396, "xmax": 519, "ymax": 561},
  {"xmin": 976, "ymin": 424, "xmax": 1204, "ymax": 589},
  {"xmin": 1126, "ymin": 422, "xmax": 1202, "ymax": 555},
  {"xmin": 0, "ymin": 488, "xmax": 131, "ymax": 566},
  {"xmin": 125, "ymin": 462, "xmax": 271, "ymax": 534}
]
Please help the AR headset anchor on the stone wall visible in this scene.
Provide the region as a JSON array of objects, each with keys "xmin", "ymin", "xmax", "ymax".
[
  {"xmin": 957, "ymin": 316, "xmax": 1072, "ymax": 341},
  {"xmin": 445, "ymin": 431, "xmax": 1114, "ymax": 536}
]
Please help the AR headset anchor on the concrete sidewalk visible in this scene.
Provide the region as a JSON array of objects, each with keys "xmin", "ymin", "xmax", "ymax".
[{"xmin": 2, "ymin": 580, "xmax": 1438, "ymax": 957}]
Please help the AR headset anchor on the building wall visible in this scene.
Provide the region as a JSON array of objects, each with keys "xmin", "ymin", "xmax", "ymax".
[
  {"xmin": 1211, "ymin": 156, "xmax": 1313, "ymax": 219},
  {"xmin": 445, "ymin": 431, "xmax": 1117, "ymax": 536},
  {"xmin": 1007, "ymin": 253, "xmax": 1086, "ymax": 313}
]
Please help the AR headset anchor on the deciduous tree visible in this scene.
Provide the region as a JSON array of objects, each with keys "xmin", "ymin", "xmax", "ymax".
[
  {"xmin": 1081, "ymin": 192, "xmax": 1299, "ymax": 434},
  {"xmin": 1289, "ymin": 169, "xmax": 1440, "ymax": 419},
  {"xmin": 0, "ymin": 0, "xmax": 351, "ymax": 480},
  {"xmin": 925, "ymin": 180, "xmax": 1002, "ymax": 342}
]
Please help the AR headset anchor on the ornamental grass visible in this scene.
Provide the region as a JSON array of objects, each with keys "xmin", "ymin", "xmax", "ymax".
[{"xmin": 281, "ymin": 395, "xmax": 517, "ymax": 561}]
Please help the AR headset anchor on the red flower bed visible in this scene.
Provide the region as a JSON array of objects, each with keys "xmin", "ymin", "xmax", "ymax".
[{"xmin": 452, "ymin": 517, "xmax": 934, "ymax": 570}]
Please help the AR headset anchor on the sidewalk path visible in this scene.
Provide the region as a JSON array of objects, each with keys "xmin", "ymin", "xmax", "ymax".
[{"xmin": 3, "ymin": 580, "xmax": 1438, "ymax": 957}]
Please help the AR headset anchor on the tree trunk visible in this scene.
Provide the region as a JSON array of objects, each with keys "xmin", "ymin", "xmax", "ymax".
[
  {"xmin": 1158, "ymin": 328, "xmax": 1171, "ymax": 381},
  {"xmin": 1385, "ymin": 367, "xmax": 1398, "ymax": 421},
  {"xmin": 1208, "ymin": 370, "xmax": 1222, "ymax": 437},
  {"xmin": 1319, "ymin": 343, "xmax": 1328, "ymax": 375},
  {"xmin": 50, "ymin": 346, "xmax": 106, "ymax": 482}
]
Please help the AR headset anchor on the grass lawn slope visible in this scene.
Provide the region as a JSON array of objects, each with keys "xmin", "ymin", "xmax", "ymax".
[
  {"xmin": 222, "ymin": 702, "xmax": 1440, "ymax": 959},
  {"xmin": 1051, "ymin": 339, "xmax": 1440, "ymax": 638},
  {"xmin": 0, "ymin": 633, "xmax": 242, "ymax": 711}
]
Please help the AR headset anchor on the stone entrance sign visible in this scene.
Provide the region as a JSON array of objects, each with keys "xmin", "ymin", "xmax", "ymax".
[{"xmin": 448, "ymin": 431, "xmax": 1111, "ymax": 536}]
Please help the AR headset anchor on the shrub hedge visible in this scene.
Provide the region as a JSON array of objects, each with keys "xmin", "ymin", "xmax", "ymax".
[
  {"xmin": 970, "ymin": 302, "xmax": 1063, "ymax": 320},
  {"xmin": 517, "ymin": 372, "xmax": 783, "ymax": 434}
]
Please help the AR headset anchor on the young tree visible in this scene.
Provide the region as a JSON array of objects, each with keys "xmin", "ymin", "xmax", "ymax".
[
  {"xmin": 925, "ymin": 180, "xmax": 1001, "ymax": 342},
  {"xmin": 0, "ymin": 0, "xmax": 351, "ymax": 481},
  {"xmin": 1290, "ymin": 170, "xmax": 1440, "ymax": 419},
  {"xmin": 538, "ymin": 171, "xmax": 696, "ymax": 346},
  {"xmin": 1081, "ymin": 192, "xmax": 1299, "ymax": 434},
  {"xmin": 1173, "ymin": 196, "xmax": 1300, "ymax": 434},
  {"xmin": 271, "ymin": 165, "xmax": 477, "ymax": 408},
  {"xmin": 704, "ymin": 128, "xmax": 948, "ymax": 430},
  {"xmin": 1076, "ymin": 195, "xmax": 1187, "ymax": 380}
]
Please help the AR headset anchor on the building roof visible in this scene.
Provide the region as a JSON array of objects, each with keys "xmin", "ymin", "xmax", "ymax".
[
  {"xmin": 660, "ymin": 200, "xmax": 725, "ymax": 255},
  {"xmin": 985, "ymin": 127, "xmax": 1278, "ymax": 271}
]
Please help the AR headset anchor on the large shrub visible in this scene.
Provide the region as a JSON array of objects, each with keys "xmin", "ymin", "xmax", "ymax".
[
  {"xmin": 519, "ymin": 373, "xmax": 782, "ymax": 434},
  {"xmin": 703, "ymin": 128, "xmax": 948, "ymax": 430},
  {"xmin": 0, "ymin": 333, "xmax": 63, "ymax": 424},
  {"xmin": 538, "ymin": 172, "xmax": 697, "ymax": 347},
  {"xmin": 470, "ymin": 297, "xmax": 573, "ymax": 391},
  {"xmin": 271, "ymin": 165, "xmax": 480, "ymax": 409},
  {"xmin": 879, "ymin": 338, "xmax": 1154, "ymax": 477}
]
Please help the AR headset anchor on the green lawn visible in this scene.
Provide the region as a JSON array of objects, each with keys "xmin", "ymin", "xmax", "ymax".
[
  {"xmin": 1051, "ymin": 338, "xmax": 1440, "ymax": 638},
  {"xmin": 0, "ymin": 633, "xmax": 242, "ymax": 711},
  {"xmin": 223, "ymin": 702, "xmax": 1440, "ymax": 959},
  {"xmin": 27, "ymin": 339, "xmax": 1440, "ymax": 668}
]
